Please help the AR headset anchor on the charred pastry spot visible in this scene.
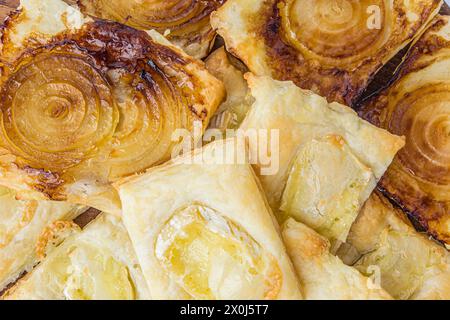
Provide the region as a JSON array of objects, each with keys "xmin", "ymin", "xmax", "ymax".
[
  {"xmin": 147, "ymin": 59, "xmax": 159, "ymax": 72},
  {"xmin": 188, "ymin": 105, "xmax": 208, "ymax": 121},
  {"xmin": 21, "ymin": 165, "xmax": 65, "ymax": 200}
]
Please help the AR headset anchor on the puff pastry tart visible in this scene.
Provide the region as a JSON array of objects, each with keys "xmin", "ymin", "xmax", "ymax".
[
  {"xmin": 78, "ymin": 0, "xmax": 226, "ymax": 59},
  {"xmin": 116, "ymin": 139, "xmax": 302, "ymax": 300},
  {"xmin": 0, "ymin": 186, "xmax": 86, "ymax": 291},
  {"xmin": 2, "ymin": 213, "xmax": 150, "ymax": 300},
  {"xmin": 211, "ymin": 0, "xmax": 442, "ymax": 105},
  {"xmin": 338, "ymin": 192, "xmax": 450, "ymax": 300},
  {"xmin": 359, "ymin": 16, "xmax": 450, "ymax": 247},
  {"xmin": 241, "ymin": 75, "xmax": 405, "ymax": 244},
  {"xmin": 205, "ymin": 47, "xmax": 253, "ymax": 131},
  {"xmin": 0, "ymin": 0, "xmax": 224, "ymax": 214},
  {"xmin": 282, "ymin": 219, "xmax": 392, "ymax": 300}
]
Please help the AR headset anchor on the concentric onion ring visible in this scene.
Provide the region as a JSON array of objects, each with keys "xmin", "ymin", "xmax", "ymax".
[
  {"xmin": 0, "ymin": 4, "xmax": 224, "ymax": 214},
  {"xmin": 2, "ymin": 51, "xmax": 118, "ymax": 172},
  {"xmin": 360, "ymin": 16, "xmax": 450, "ymax": 246},
  {"xmin": 279, "ymin": 0, "xmax": 392, "ymax": 67},
  {"xmin": 211, "ymin": 0, "xmax": 442, "ymax": 105},
  {"xmin": 78, "ymin": 0, "xmax": 226, "ymax": 58}
]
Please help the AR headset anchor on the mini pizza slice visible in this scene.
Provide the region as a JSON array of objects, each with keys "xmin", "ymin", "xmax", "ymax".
[
  {"xmin": 0, "ymin": 186, "xmax": 86, "ymax": 292},
  {"xmin": 339, "ymin": 192, "xmax": 450, "ymax": 300},
  {"xmin": 2, "ymin": 213, "xmax": 150, "ymax": 300},
  {"xmin": 211, "ymin": 0, "xmax": 442, "ymax": 106},
  {"xmin": 282, "ymin": 218, "xmax": 392, "ymax": 300},
  {"xmin": 240, "ymin": 75, "xmax": 404, "ymax": 244},
  {"xmin": 0, "ymin": 0, "xmax": 224, "ymax": 215},
  {"xmin": 115, "ymin": 139, "xmax": 302, "ymax": 300},
  {"xmin": 359, "ymin": 15, "xmax": 450, "ymax": 246}
]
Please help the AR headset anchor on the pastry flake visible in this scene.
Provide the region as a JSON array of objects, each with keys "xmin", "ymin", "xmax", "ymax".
[
  {"xmin": 339, "ymin": 192, "xmax": 450, "ymax": 300},
  {"xmin": 2, "ymin": 213, "xmax": 150, "ymax": 300},
  {"xmin": 359, "ymin": 15, "xmax": 450, "ymax": 246},
  {"xmin": 0, "ymin": 0, "xmax": 225, "ymax": 214},
  {"xmin": 116, "ymin": 139, "xmax": 302, "ymax": 300},
  {"xmin": 211, "ymin": 0, "xmax": 443, "ymax": 105},
  {"xmin": 78, "ymin": 0, "xmax": 226, "ymax": 58},
  {"xmin": 282, "ymin": 218, "xmax": 392, "ymax": 300},
  {"xmin": 241, "ymin": 75, "xmax": 404, "ymax": 243}
]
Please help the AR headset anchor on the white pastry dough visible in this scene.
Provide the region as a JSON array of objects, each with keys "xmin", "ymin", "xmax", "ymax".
[
  {"xmin": 211, "ymin": 0, "xmax": 442, "ymax": 105},
  {"xmin": 115, "ymin": 139, "xmax": 302, "ymax": 300},
  {"xmin": 0, "ymin": 186, "xmax": 85, "ymax": 291},
  {"xmin": 282, "ymin": 219, "xmax": 392, "ymax": 300},
  {"xmin": 2, "ymin": 213, "xmax": 150, "ymax": 300},
  {"xmin": 339, "ymin": 192, "xmax": 450, "ymax": 300},
  {"xmin": 240, "ymin": 75, "xmax": 404, "ymax": 243}
]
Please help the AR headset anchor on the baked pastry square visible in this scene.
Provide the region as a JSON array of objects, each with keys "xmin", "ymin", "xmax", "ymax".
[
  {"xmin": 0, "ymin": 186, "xmax": 86, "ymax": 291},
  {"xmin": 359, "ymin": 15, "xmax": 450, "ymax": 246},
  {"xmin": 78, "ymin": 0, "xmax": 226, "ymax": 59},
  {"xmin": 211, "ymin": 0, "xmax": 442, "ymax": 105},
  {"xmin": 241, "ymin": 75, "xmax": 404, "ymax": 244},
  {"xmin": 282, "ymin": 218, "xmax": 392, "ymax": 300},
  {"xmin": 338, "ymin": 192, "xmax": 450, "ymax": 300},
  {"xmin": 0, "ymin": 0, "xmax": 224, "ymax": 215},
  {"xmin": 116, "ymin": 139, "xmax": 302, "ymax": 300},
  {"xmin": 2, "ymin": 213, "xmax": 150, "ymax": 300}
]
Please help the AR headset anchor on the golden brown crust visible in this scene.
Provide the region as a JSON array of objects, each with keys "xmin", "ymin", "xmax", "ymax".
[
  {"xmin": 35, "ymin": 220, "xmax": 81, "ymax": 260},
  {"xmin": 282, "ymin": 219, "xmax": 392, "ymax": 300},
  {"xmin": 77, "ymin": 0, "xmax": 226, "ymax": 58},
  {"xmin": 0, "ymin": 0, "xmax": 225, "ymax": 214},
  {"xmin": 212, "ymin": 0, "xmax": 443, "ymax": 106},
  {"xmin": 359, "ymin": 15, "xmax": 450, "ymax": 246}
]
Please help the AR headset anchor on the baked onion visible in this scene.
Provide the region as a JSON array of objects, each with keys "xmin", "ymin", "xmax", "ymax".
[
  {"xmin": 211, "ymin": 0, "xmax": 442, "ymax": 105},
  {"xmin": 360, "ymin": 16, "xmax": 450, "ymax": 246},
  {"xmin": 0, "ymin": 0, "xmax": 225, "ymax": 214},
  {"xmin": 78, "ymin": 0, "xmax": 226, "ymax": 58}
]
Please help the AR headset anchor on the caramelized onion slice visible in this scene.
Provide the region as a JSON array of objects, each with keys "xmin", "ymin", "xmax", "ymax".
[
  {"xmin": 0, "ymin": 1, "xmax": 225, "ymax": 214},
  {"xmin": 359, "ymin": 16, "xmax": 450, "ymax": 246},
  {"xmin": 78, "ymin": 0, "xmax": 226, "ymax": 58},
  {"xmin": 211, "ymin": 0, "xmax": 442, "ymax": 105}
]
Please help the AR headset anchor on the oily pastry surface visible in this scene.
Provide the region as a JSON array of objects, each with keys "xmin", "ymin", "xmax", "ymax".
[
  {"xmin": 0, "ymin": 186, "xmax": 85, "ymax": 291},
  {"xmin": 78, "ymin": 0, "xmax": 226, "ymax": 59},
  {"xmin": 0, "ymin": 0, "xmax": 224, "ymax": 214},
  {"xmin": 360, "ymin": 15, "xmax": 450, "ymax": 247},
  {"xmin": 211, "ymin": 0, "xmax": 442, "ymax": 105},
  {"xmin": 205, "ymin": 47, "xmax": 253, "ymax": 131},
  {"xmin": 2, "ymin": 213, "xmax": 150, "ymax": 300},
  {"xmin": 240, "ymin": 75, "xmax": 405, "ymax": 243},
  {"xmin": 339, "ymin": 192, "xmax": 450, "ymax": 300},
  {"xmin": 116, "ymin": 139, "xmax": 302, "ymax": 300},
  {"xmin": 282, "ymin": 219, "xmax": 392, "ymax": 300}
]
